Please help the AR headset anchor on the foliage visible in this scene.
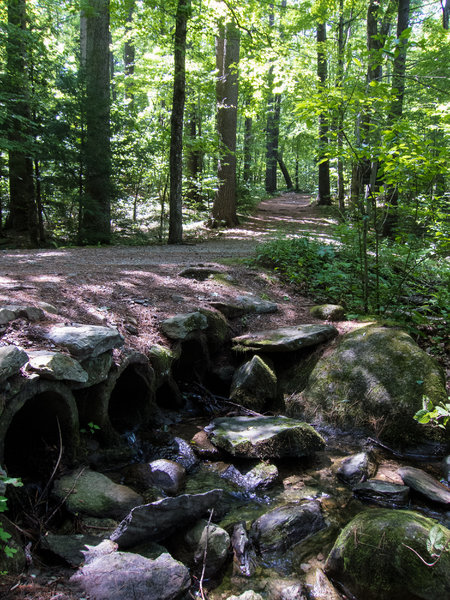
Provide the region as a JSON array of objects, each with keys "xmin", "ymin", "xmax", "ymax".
[
  {"xmin": 0, "ymin": 475, "xmax": 23, "ymax": 561},
  {"xmin": 414, "ymin": 396, "xmax": 450, "ymax": 430}
]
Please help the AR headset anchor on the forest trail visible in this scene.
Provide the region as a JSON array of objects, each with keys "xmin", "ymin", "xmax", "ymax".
[{"xmin": 0, "ymin": 193, "xmax": 343, "ymax": 353}]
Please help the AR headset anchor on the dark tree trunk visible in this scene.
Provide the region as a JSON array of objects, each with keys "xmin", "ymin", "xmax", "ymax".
[
  {"xmin": 168, "ymin": 0, "xmax": 190, "ymax": 244},
  {"xmin": 212, "ymin": 21, "xmax": 240, "ymax": 227},
  {"xmin": 80, "ymin": 0, "xmax": 111, "ymax": 245},
  {"xmin": 336, "ymin": 0, "xmax": 346, "ymax": 212},
  {"xmin": 277, "ymin": 154, "xmax": 293, "ymax": 190},
  {"xmin": 6, "ymin": 0, "xmax": 38, "ymax": 244},
  {"xmin": 442, "ymin": 0, "xmax": 449, "ymax": 29},
  {"xmin": 186, "ymin": 101, "xmax": 203, "ymax": 204},
  {"xmin": 265, "ymin": 86, "xmax": 281, "ymax": 194},
  {"xmin": 124, "ymin": 0, "xmax": 136, "ymax": 104},
  {"xmin": 316, "ymin": 21, "xmax": 331, "ymax": 206},
  {"xmin": 243, "ymin": 115, "xmax": 252, "ymax": 184}
]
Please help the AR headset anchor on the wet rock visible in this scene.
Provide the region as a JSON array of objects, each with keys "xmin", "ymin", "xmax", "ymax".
[
  {"xmin": 191, "ymin": 430, "xmax": 225, "ymax": 460},
  {"xmin": 305, "ymin": 568, "xmax": 342, "ymax": 600},
  {"xmin": 71, "ymin": 551, "xmax": 190, "ymax": 600},
  {"xmin": 231, "ymin": 522, "xmax": 257, "ymax": 577},
  {"xmin": 148, "ymin": 459, "xmax": 186, "ymax": 495},
  {"xmin": 310, "ymin": 305, "xmax": 345, "ymax": 322},
  {"xmin": 266, "ymin": 578, "xmax": 304, "ymax": 600},
  {"xmin": 325, "ymin": 508, "xmax": 450, "ymax": 600},
  {"xmin": 352, "ymin": 479, "xmax": 410, "ymax": 507},
  {"xmin": 205, "ymin": 416, "xmax": 325, "ymax": 459},
  {"xmin": 110, "ymin": 489, "xmax": 224, "ymax": 548},
  {"xmin": 250, "ymin": 500, "xmax": 325, "ymax": 555},
  {"xmin": 53, "ymin": 468, "xmax": 143, "ymax": 519},
  {"xmin": 210, "ymin": 294, "xmax": 278, "ymax": 318},
  {"xmin": 226, "ymin": 592, "xmax": 264, "ymax": 600},
  {"xmin": 160, "ymin": 311, "xmax": 208, "ymax": 341},
  {"xmin": 179, "ymin": 518, "xmax": 230, "ymax": 578},
  {"xmin": 443, "ymin": 456, "xmax": 450, "ymax": 482},
  {"xmin": 398, "ymin": 466, "xmax": 450, "ymax": 506},
  {"xmin": 26, "ymin": 350, "xmax": 88, "ymax": 382},
  {"xmin": 173, "ymin": 437, "xmax": 199, "ymax": 472},
  {"xmin": 46, "ymin": 324, "xmax": 124, "ymax": 360},
  {"xmin": 0, "ymin": 345, "xmax": 28, "ymax": 383},
  {"xmin": 42, "ymin": 533, "xmax": 103, "ymax": 567},
  {"xmin": 337, "ymin": 452, "xmax": 377, "ymax": 486},
  {"xmin": 232, "ymin": 324, "xmax": 338, "ymax": 353},
  {"xmin": 207, "ymin": 461, "xmax": 278, "ymax": 492},
  {"xmin": 290, "ymin": 326, "xmax": 447, "ymax": 444},
  {"xmin": 230, "ymin": 355, "xmax": 277, "ymax": 412}
]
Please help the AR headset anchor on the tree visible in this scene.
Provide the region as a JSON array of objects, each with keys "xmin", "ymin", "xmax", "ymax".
[
  {"xmin": 316, "ymin": 19, "xmax": 330, "ymax": 205},
  {"xmin": 5, "ymin": 0, "xmax": 38, "ymax": 244},
  {"xmin": 79, "ymin": 0, "xmax": 111, "ymax": 245},
  {"xmin": 168, "ymin": 0, "xmax": 190, "ymax": 244},
  {"xmin": 211, "ymin": 19, "xmax": 240, "ymax": 227}
]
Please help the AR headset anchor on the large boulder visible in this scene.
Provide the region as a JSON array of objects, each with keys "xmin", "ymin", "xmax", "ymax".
[
  {"xmin": 325, "ymin": 509, "xmax": 450, "ymax": 600},
  {"xmin": 110, "ymin": 489, "xmax": 224, "ymax": 548},
  {"xmin": 232, "ymin": 324, "xmax": 338, "ymax": 354},
  {"xmin": 46, "ymin": 324, "xmax": 124, "ymax": 360},
  {"xmin": 71, "ymin": 550, "xmax": 190, "ymax": 600},
  {"xmin": 26, "ymin": 350, "xmax": 88, "ymax": 383},
  {"xmin": 398, "ymin": 466, "xmax": 450, "ymax": 506},
  {"xmin": 53, "ymin": 468, "xmax": 143, "ymax": 519},
  {"xmin": 352, "ymin": 480, "xmax": 410, "ymax": 508},
  {"xmin": 175, "ymin": 519, "xmax": 230, "ymax": 579},
  {"xmin": 288, "ymin": 326, "xmax": 447, "ymax": 444},
  {"xmin": 337, "ymin": 452, "xmax": 377, "ymax": 486},
  {"xmin": 205, "ymin": 416, "xmax": 325, "ymax": 459},
  {"xmin": 230, "ymin": 356, "xmax": 278, "ymax": 412},
  {"xmin": 250, "ymin": 500, "xmax": 325, "ymax": 556},
  {"xmin": 0, "ymin": 345, "xmax": 28, "ymax": 384},
  {"xmin": 160, "ymin": 311, "xmax": 208, "ymax": 341},
  {"xmin": 210, "ymin": 294, "xmax": 278, "ymax": 318}
]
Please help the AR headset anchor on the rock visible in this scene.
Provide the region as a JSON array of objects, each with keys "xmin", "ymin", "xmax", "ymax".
[
  {"xmin": 309, "ymin": 305, "xmax": 345, "ymax": 321},
  {"xmin": 250, "ymin": 500, "xmax": 325, "ymax": 555},
  {"xmin": 82, "ymin": 538, "xmax": 118, "ymax": 563},
  {"xmin": 110, "ymin": 489, "xmax": 224, "ymax": 548},
  {"xmin": 207, "ymin": 461, "xmax": 279, "ymax": 492},
  {"xmin": 179, "ymin": 264, "xmax": 226, "ymax": 280},
  {"xmin": 305, "ymin": 568, "xmax": 342, "ymax": 600},
  {"xmin": 148, "ymin": 344, "xmax": 178, "ymax": 387},
  {"xmin": 77, "ymin": 352, "xmax": 114, "ymax": 387},
  {"xmin": 173, "ymin": 437, "xmax": 199, "ymax": 472},
  {"xmin": 148, "ymin": 459, "xmax": 186, "ymax": 495},
  {"xmin": 443, "ymin": 456, "xmax": 450, "ymax": 482},
  {"xmin": 230, "ymin": 356, "xmax": 278, "ymax": 412},
  {"xmin": 266, "ymin": 578, "xmax": 304, "ymax": 600},
  {"xmin": 2, "ymin": 304, "xmax": 45, "ymax": 322},
  {"xmin": 180, "ymin": 519, "xmax": 230, "ymax": 578},
  {"xmin": 325, "ymin": 509, "xmax": 450, "ymax": 600},
  {"xmin": 0, "ymin": 345, "xmax": 28, "ymax": 383},
  {"xmin": 205, "ymin": 416, "xmax": 325, "ymax": 459},
  {"xmin": 0, "ymin": 515, "xmax": 26, "ymax": 574},
  {"xmin": 26, "ymin": 350, "xmax": 88, "ymax": 382},
  {"xmin": 199, "ymin": 307, "xmax": 231, "ymax": 353},
  {"xmin": 290, "ymin": 326, "xmax": 447, "ymax": 444},
  {"xmin": 398, "ymin": 466, "xmax": 450, "ymax": 506},
  {"xmin": 160, "ymin": 311, "xmax": 208, "ymax": 341},
  {"xmin": 191, "ymin": 430, "xmax": 225, "ymax": 460},
  {"xmin": 337, "ymin": 452, "xmax": 377, "ymax": 486},
  {"xmin": 42, "ymin": 533, "xmax": 103, "ymax": 567},
  {"xmin": 232, "ymin": 324, "xmax": 338, "ymax": 353},
  {"xmin": 53, "ymin": 468, "xmax": 143, "ymax": 519},
  {"xmin": 37, "ymin": 301, "xmax": 59, "ymax": 314},
  {"xmin": 71, "ymin": 551, "xmax": 190, "ymax": 600},
  {"xmin": 231, "ymin": 522, "xmax": 257, "ymax": 577},
  {"xmin": 352, "ymin": 480, "xmax": 410, "ymax": 507},
  {"xmin": 79, "ymin": 516, "xmax": 118, "ymax": 538},
  {"xmin": 0, "ymin": 307, "xmax": 17, "ymax": 325},
  {"xmin": 210, "ymin": 294, "xmax": 278, "ymax": 318},
  {"xmin": 226, "ymin": 593, "xmax": 264, "ymax": 600},
  {"xmin": 46, "ymin": 324, "xmax": 124, "ymax": 360}
]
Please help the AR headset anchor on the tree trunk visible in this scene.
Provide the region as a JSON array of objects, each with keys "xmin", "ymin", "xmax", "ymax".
[
  {"xmin": 277, "ymin": 153, "xmax": 293, "ymax": 190},
  {"xmin": 243, "ymin": 114, "xmax": 252, "ymax": 184},
  {"xmin": 316, "ymin": 20, "xmax": 331, "ymax": 206},
  {"xmin": 124, "ymin": 0, "xmax": 136, "ymax": 104},
  {"xmin": 6, "ymin": 0, "xmax": 38, "ymax": 244},
  {"xmin": 211, "ymin": 21, "xmax": 240, "ymax": 227},
  {"xmin": 336, "ymin": 0, "xmax": 346, "ymax": 212},
  {"xmin": 442, "ymin": 0, "xmax": 449, "ymax": 29},
  {"xmin": 168, "ymin": 0, "xmax": 190, "ymax": 244},
  {"xmin": 186, "ymin": 100, "xmax": 203, "ymax": 204},
  {"xmin": 80, "ymin": 0, "xmax": 111, "ymax": 245}
]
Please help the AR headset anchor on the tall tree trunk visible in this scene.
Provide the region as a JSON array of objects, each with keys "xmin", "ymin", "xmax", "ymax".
[
  {"xmin": 186, "ymin": 100, "xmax": 203, "ymax": 204},
  {"xmin": 6, "ymin": 0, "xmax": 38, "ymax": 244},
  {"xmin": 80, "ymin": 0, "xmax": 111, "ymax": 245},
  {"xmin": 383, "ymin": 0, "xmax": 410, "ymax": 236},
  {"xmin": 124, "ymin": 0, "xmax": 136, "ymax": 104},
  {"xmin": 277, "ymin": 153, "xmax": 293, "ymax": 190},
  {"xmin": 316, "ymin": 20, "xmax": 331, "ymax": 206},
  {"xmin": 336, "ymin": 0, "xmax": 346, "ymax": 212},
  {"xmin": 211, "ymin": 21, "xmax": 240, "ymax": 227},
  {"xmin": 168, "ymin": 0, "xmax": 190, "ymax": 244},
  {"xmin": 442, "ymin": 0, "xmax": 449, "ymax": 29}
]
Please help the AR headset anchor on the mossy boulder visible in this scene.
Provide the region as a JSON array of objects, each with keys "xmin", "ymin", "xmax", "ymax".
[
  {"xmin": 310, "ymin": 304, "xmax": 345, "ymax": 321},
  {"xmin": 325, "ymin": 509, "xmax": 450, "ymax": 600},
  {"xmin": 288, "ymin": 326, "xmax": 447, "ymax": 445},
  {"xmin": 230, "ymin": 355, "xmax": 278, "ymax": 412}
]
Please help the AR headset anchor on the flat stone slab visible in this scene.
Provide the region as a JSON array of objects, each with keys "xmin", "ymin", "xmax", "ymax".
[
  {"xmin": 110, "ymin": 489, "xmax": 224, "ymax": 548},
  {"xmin": 353, "ymin": 479, "xmax": 410, "ymax": 507},
  {"xmin": 232, "ymin": 324, "xmax": 338, "ymax": 353},
  {"xmin": 160, "ymin": 311, "xmax": 208, "ymax": 341},
  {"xmin": 0, "ymin": 345, "xmax": 29, "ymax": 384},
  {"xmin": 46, "ymin": 324, "xmax": 123, "ymax": 360},
  {"xmin": 26, "ymin": 350, "xmax": 88, "ymax": 382},
  {"xmin": 398, "ymin": 466, "xmax": 450, "ymax": 506},
  {"xmin": 210, "ymin": 294, "xmax": 278, "ymax": 318},
  {"xmin": 205, "ymin": 416, "xmax": 325, "ymax": 459}
]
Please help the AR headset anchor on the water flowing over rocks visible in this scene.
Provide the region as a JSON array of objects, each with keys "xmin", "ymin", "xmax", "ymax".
[
  {"xmin": 205, "ymin": 416, "xmax": 325, "ymax": 459},
  {"xmin": 325, "ymin": 509, "xmax": 450, "ymax": 600}
]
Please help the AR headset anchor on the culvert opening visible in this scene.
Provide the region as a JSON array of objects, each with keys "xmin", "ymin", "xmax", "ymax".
[
  {"xmin": 4, "ymin": 392, "xmax": 74, "ymax": 481},
  {"xmin": 108, "ymin": 365, "xmax": 151, "ymax": 433},
  {"xmin": 155, "ymin": 381, "xmax": 182, "ymax": 410}
]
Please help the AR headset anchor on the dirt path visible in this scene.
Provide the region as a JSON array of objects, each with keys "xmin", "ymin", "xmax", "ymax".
[{"xmin": 0, "ymin": 193, "xmax": 341, "ymax": 352}]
